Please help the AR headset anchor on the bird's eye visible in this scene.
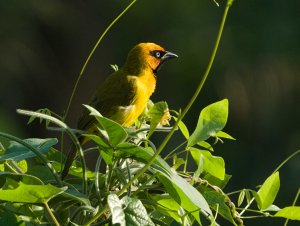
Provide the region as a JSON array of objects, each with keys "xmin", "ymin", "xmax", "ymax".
[{"xmin": 150, "ymin": 50, "xmax": 163, "ymax": 59}]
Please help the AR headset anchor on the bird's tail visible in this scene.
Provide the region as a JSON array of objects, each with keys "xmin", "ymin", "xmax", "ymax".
[
  {"xmin": 61, "ymin": 136, "xmax": 84, "ymax": 179},
  {"xmin": 61, "ymin": 144, "xmax": 77, "ymax": 179}
]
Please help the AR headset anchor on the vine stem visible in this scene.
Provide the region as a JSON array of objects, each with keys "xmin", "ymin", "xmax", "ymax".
[
  {"xmin": 63, "ymin": 0, "xmax": 138, "ymax": 121},
  {"xmin": 84, "ymin": 1, "xmax": 234, "ymax": 225},
  {"xmin": 44, "ymin": 201, "xmax": 60, "ymax": 226}
]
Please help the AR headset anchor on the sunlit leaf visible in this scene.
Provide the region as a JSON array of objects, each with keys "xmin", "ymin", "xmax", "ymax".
[
  {"xmin": 215, "ymin": 131, "xmax": 235, "ymax": 140},
  {"xmin": 173, "ymin": 117, "xmax": 189, "ymax": 139},
  {"xmin": 190, "ymin": 147, "xmax": 225, "ymax": 180},
  {"xmin": 148, "ymin": 101, "xmax": 169, "ymax": 137},
  {"xmin": 108, "ymin": 194, "xmax": 125, "ymax": 226},
  {"xmin": 0, "ymin": 182, "xmax": 66, "ymax": 203},
  {"xmin": 122, "ymin": 196, "xmax": 155, "ymax": 226},
  {"xmin": 84, "ymin": 105, "xmax": 128, "ymax": 147},
  {"xmin": 158, "ymin": 168, "xmax": 212, "ymax": 224},
  {"xmin": 150, "ymin": 194, "xmax": 181, "ymax": 223},
  {"xmin": 115, "ymin": 143, "xmax": 212, "ymax": 223},
  {"xmin": 238, "ymin": 190, "xmax": 245, "ymax": 207},
  {"xmin": 257, "ymin": 172, "xmax": 280, "ymax": 210},
  {"xmin": 188, "ymin": 99, "xmax": 228, "ymax": 147},
  {"xmin": 275, "ymin": 206, "xmax": 300, "ymax": 220}
]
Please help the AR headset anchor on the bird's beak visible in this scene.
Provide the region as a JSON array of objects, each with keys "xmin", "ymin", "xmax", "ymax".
[{"xmin": 162, "ymin": 51, "xmax": 178, "ymax": 61}]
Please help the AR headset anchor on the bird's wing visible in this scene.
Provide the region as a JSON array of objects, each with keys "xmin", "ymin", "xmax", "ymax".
[{"xmin": 78, "ymin": 71, "xmax": 136, "ymax": 131}]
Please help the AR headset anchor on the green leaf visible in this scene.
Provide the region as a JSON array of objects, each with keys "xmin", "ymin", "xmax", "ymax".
[
  {"xmin": 172, "ymin": 157, "xmax": 186, "ymax": 170},
  {"xmin": 115, "ymin": 143, "xmax": 212, "ymax": 222},
  {"xmin": 84, "ymin": 105, "xmax": 128, "ymax": 147},
  {"xmin": 115, "ymin": 143, "xmax": 170, "ymax": 172},
  {"xmin": 174, "ymin": 117, "xmax": 189, "ymax": 139},
  {"xmin": 203, "ymin": 174, "xmax": 231, "ymax": 190},
  {"xmin": 0, "ymin": 212, "xmax": 25, "ymax": 226},
  {"xmin": 202, "ymin": 191, "xmax": 237, "ymax": 225},
  {"xmin": 190, "ymin": 147, "xmax": 225, "ymax": 180},
  {"xmin": 62, "ymin": 188, "xmax": 91, "ymax": 207},
  {"xmin": 0, "ymin": 182, "xmax": 66, "ymax": 203},
  {"xmin": 84, "ymin": 134, "xmax": 110, "ymax": 149},
  {"xmin": 238, "ymin": 190, "xmax": 245, "ymax": 207},
  {"xmin": 108, "ymin": 194, "xmax": 126, "ymax": 226},
  {"xmin": 0, "ymin": 172, "xmax": 43, "ymax": 185},
  {"xmin": 264, "ymin": 204, "xmax": 281, "ymax": 212},
  {"xmin": 188, "ymin": 99, "xmax": 228, "ymax": 147},
  {"xmin": 122, "ymin": 196, "xmax": 155, "ymax": 226},
  {"xmin": 0, "ymin": 138, "xmax": 57, "ymax": 161},
  {"xmin": 257, "ymin": 172, "xmax": 280, "ymax": 210},
  {"xmin": 148, "ymin": 101, "xmax": 169, "ymax": 137},
  {"xmin": 275, "ymin": 206, "xmax": 300, "ymax": 220},
  {"xmin": 197, "ymin": 141, "xmax": 214, "ymax": 152},
  {"xmin": 158, "ymin": 168, "xmax": 212, "ymax": 224},
  {"xmin": 150, "ymin": 194, "xmax": 181, "ymax": 223},
  {"xmin": 216, "ymin": 131, "xmax": 235, "ymax": 140}
]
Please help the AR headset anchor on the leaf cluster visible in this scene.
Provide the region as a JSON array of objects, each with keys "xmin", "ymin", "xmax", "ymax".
[{"xmin": 0, "ymin": 100, "xmax": 299, "ymax": 226}]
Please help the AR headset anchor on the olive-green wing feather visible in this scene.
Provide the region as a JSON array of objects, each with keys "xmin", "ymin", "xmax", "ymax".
[{"xmin": 78, "ymin": 70, "xmax": 136, "ymax": 131}]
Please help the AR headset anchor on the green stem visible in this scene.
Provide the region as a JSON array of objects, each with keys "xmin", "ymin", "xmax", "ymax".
[
  {"xmin": 272, "ymin": 149, "xmax": 300, "ymax": 174},
  {"xmin": 63, "ymin": 0, "xmax": 138, "ymax": 121},
  {"xmin": 164, "ymin": 140, "xmax": 187, "ymax": 160},
  {"xmin": 95, "ymin": 155, "xmax": 103, "ymax": 203},
  {"xmin": 44, "ymin": 201, "xmax": 60, "ymax": 226},
  {"xmin": 84, "ymin": 1, "xmax": 233, "ymax": 225}
]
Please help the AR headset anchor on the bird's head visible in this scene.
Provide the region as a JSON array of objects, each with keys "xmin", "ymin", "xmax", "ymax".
[{"xmin": 125, "ymin": 43, "xmax": 178, "ymax": 75}]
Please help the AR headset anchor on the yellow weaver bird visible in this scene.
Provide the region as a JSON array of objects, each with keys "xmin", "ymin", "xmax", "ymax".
[{"xmin": 62, "ymin": 42, "xmax": 177, "ymax": 178}]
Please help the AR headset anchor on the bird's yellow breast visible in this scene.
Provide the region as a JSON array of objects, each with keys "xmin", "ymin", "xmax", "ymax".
[{"xmin": 121, "ymin": 69, "xmax": 156, "ymax": 126}]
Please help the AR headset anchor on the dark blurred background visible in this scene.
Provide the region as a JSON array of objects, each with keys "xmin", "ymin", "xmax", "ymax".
[{"xmin": 0, "ymin": 0, "xmax": 299, "ymax": 225}]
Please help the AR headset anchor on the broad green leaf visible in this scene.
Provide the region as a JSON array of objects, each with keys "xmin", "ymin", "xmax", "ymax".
[
  {"xmin": 148, "ymin": 101, "xmax": 169, "ymax": 137},
  {"xmin": 257, "ymin": 172, "xmax": 280, "ymax": 210},
  {"xmin": 275, "ymin": 206, "xmax": 300, "ymax": 220},
  {"xmin": 188, "ymin": 99, "xmax": 228, "ymax": 147},
  {"xmin": 115, "ymin": 143, "xmax": 212, "ymax": 222},
  {"xmin": 122, "ymin": 196, "xmax": 155, "ymax": 226},
  {"xmin": 0, "ymin": 138, "xmax": 57, "ymax": 161},
  {"xmin": 151, "ymin": 194, "xmax": 181, "ymax": 222},
  {"xmin": 202, "ymin": 191, "xmax": 237, "ymax": 225},
  {"xmin": 158, "ymin": 168, "xmax": 212, "ymax": 224},
  {"xmin": 108, "ymin": 194, "xmax": 126, "ymax": 226},
  {"xmin": 84, "ymin": 105, "xmax": 128, "ymax": 147},
  {"xmin": 0, "ymin": 182, "xmax": 66, "ymax": 203},
  {"xmin": 190, "ymin": 148, "xmax": 225, "ymax": 180}
]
